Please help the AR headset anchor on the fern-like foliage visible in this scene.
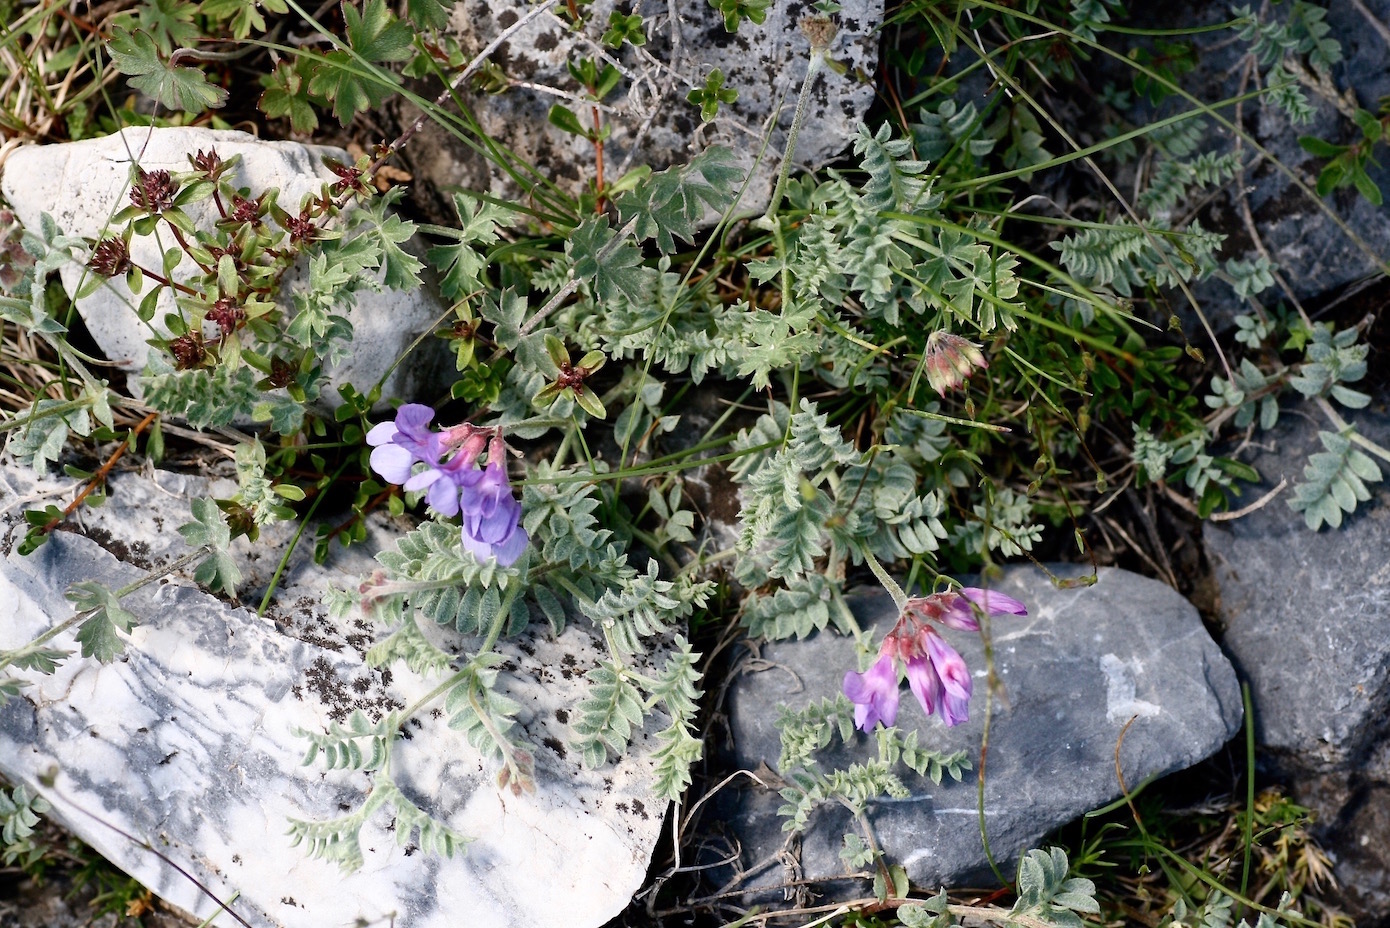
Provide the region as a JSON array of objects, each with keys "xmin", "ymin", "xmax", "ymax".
[
  {"xmin": 1287, "ymin": 325, "xmax": 1370, "ymax": 409},
  {"xmin": 743, "ymin": 574, "xmax": 834, "ymax": 641},
  {"xmin": 571, "ymin": 661, "xmax": 645, "ymax": 768},
  {"xmin": 776, "ymin": 694, "xmax": 858, "ymax": 770},
  {"xmin": 1010, "ymin": 847, "xmax": 1101, "ymax": 928},
  {"xmin": 444, "ymin": 653, "xmax": 535, "ymax": 795},
  {"xmin": 0, "ymin": 783, "xmax": 51, "ymax": 867},
  {"xmin": 1052, "ymin": 221, "xmax": 1222, "ymax": 298},
  {"xmin": 647, "ymin": 636, "xmax": 704, "ymax": 799},
  {"xmin": 773, "ymin": 694, "xmax": 970, "ymax": 831},
  {"xmin": 1287, "ymin": 429, "xmax": 1384, "ymax": 530},
  {"xmin": 3, "ymin": 384, "xmax": 113, "ymax": 474},
  {"xmin": 852, "ymin": 123, "xmax": 932, "ymax": 212},
  {"xmin": 287, "ymin": 777, "xmax": 471, "ymax": 873},
  {"xmin": 294, "ymin": 708, "xmax": 398, "ymax": 771}
]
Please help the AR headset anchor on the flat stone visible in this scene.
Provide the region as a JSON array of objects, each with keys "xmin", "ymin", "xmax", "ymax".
[
  {"xmin": 0, "ymin": 463, "xmax": 670, "ymax": 928},
  {"xmin": 723, "ymin": 565, "xmax": 1242, "ymax": 894},
  {"xmin": 400, "ymin": 0, "xmax": 882, "ymax": 221},
  {"xmin": 0, "ymin": 128, "xmax": 448, "ymax": 408},
  {"xmin": 1203, "ymin": 405, "xmax": 1390, "ymax": 772}
]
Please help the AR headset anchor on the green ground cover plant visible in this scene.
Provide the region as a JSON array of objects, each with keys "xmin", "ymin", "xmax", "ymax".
[{"xmin": 1, "ymin": 0, "xmax": 1387, "ymax": 923}]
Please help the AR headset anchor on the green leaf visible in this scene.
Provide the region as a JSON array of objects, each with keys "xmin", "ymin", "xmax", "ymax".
[
  {"xmin": 308, "ymin": 50, "xmax": 397, "ymax": 125},
  {"xmin": 568, "ymin": 217, "xmax": 652, "ymax": 305},
  {"xmin": 615, "ymin": 146, "xmax": 743, "ymax": 253},
  {"xmin": 1297, "ymin": 135, "xmax": 1344, "ymax": 158},
  {"xmin": 601, "ymin": 10, "xmax": 646, "ymax": 47},
  {"xmin": 686, "ymin": 68, "xmax": 738, "ymax": 122},
  {"xmin": 107, "ymin": 27, "xmax": 229, "ymax": 113},
  {"xmin": 201, "ymin": 0, "xmax": 289, "ymax": 38},
  {"xmin": 66, "ymin": 581, "xmax": 138, "ymax": 663},
  {"xmin": 404, "ymin": 0, "xmax": 453, "ymax": 30},
  {"xmin": 547, "ymin": 104, "xmax": 590, "ymax": 139},
  {"xmin": 346, "ymin": 0, "xmax": 416, "ymax": 62},
  {"xmin": 573, "ymin": 385, "xmax": 606, "ymax": 419},
  {"xmin": 259, "ymin": 59, "xmax": 319, "ymax": 133},
  {"xmin": 707, "ymin": 0, "xmax": 770, "ymax": 31},
  {"xmin": 177, "ymin": 498, "xmax": 243, "ymax": 597},
  {"xmin": 126, "ymin": 0, "xmax": 199, "ymax": 53}
]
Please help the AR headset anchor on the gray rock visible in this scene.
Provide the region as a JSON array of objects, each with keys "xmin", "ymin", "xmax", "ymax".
[
  {"xmin": 1123, "ymin": 1, "xmax": 1390, "ymax": 331},
  {"xmin": 0, "ymin": 128, "xmax": 447, "ymax": 408},
  {"xmin": 1203, "ymin": 404, "xmax": 1390, "ymax": 925},
  {"xmin": 1203, "ymin": 405, "xmax": 1390, "ymax": 772},
  {"xmin": 0, "ymin": 463, "xmax": 670, "ymax": 928},
  {"xmin": 723, "ymin": 565, "xmax": 1242, "ymax": 894},
  {"xmin": 400, "ymin": 0, "xmax": 882, "ymax": 220}
]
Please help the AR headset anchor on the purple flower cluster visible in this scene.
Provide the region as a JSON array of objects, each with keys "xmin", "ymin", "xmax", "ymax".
[
  {"xmin": 367, "ymin": 404, "xmax": 528, "ymax": 566},
  {"xmin": 842, "ymin": 587, "xmax": 1026, "ymax": 732}
]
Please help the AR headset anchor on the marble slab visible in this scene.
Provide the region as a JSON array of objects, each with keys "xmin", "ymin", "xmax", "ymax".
[{"xmin": 0, "ymin": 463, "xmax": 668, "ymax": 927}]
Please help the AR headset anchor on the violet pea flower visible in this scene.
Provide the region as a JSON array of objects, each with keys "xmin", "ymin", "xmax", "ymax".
[
  {"xmin": 925, "ymin": 633, "xmax": 972, "ymax": 727},
  {"xmin": 459, "ymin": 458, "xmax": 528, "ymax": 566},
  {"xmin": 366, "ymin": 404, "xmax": 440, "ymax": 485},
  {"xmin": 843, "ymin": 654, "xmax": 900, "ymax": 732},
  {"xmin": 904, "ymin": 654, "xmax": 943, "ymax": 719},
  {"xmin": 940, "ymin": 586, "xmax": 1029, "ymax": 631}
]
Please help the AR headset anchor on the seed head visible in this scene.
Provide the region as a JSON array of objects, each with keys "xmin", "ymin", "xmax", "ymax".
[
  {"xmin": 227, "ymin": 194, "xmax": 265, "ymax": 227},
  {"xmin": 88, "ymin": 237, "xmax": 132, "ymax": 277},
  {"xmin": 169, "ymin": 331, "xmax": 206, "ymax": 371},
  {"xmin": 130, "ymin": 169, "xmax": 180, "ymax": 214},
  {"xmin": 190, "ymin": 148, "xmax": 224, "ymax": 178},
  {"xmin": 799, "ymin": 15, "xmax": 838, "ymax": 52},
  {"xmin": 207, "ymin": 298, "xmax": 246, "ymax": 337}
]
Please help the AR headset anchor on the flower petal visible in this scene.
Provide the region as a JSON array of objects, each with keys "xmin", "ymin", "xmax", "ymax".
[
  {"xmin": 369, "ymin": 444, "xmax": 414, "ymax": 485},
  {"xmin": 960, "ymin": 587, "xmax": 1027, "ymax": 616},
  {"xmin": 905, "ymin": 655, "xmax": 942, "ymax": 718}
]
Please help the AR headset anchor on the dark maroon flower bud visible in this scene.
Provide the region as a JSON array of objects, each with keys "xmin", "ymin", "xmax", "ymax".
[
  {"xmin": 169, "ymin": 332, "xmax": 206, "ymax": 370},
  {"xmin": 205, "ymin": 244, "xmax": 246, "ymax": 273},
  {"xmin": 88, "ymin": 237, "xmax": 132, "ymax": 277},
  {"xmin": 326, "ymin": 158, "xmax": 367, "ymax": 197},
  {"xmin": 190, "ymin": 149, "xmax": 223, "ymax": 177},
  {"xmin": 283, "ymin": 209, "xmax": 318, "ymax": 244},
  {"xmin": 207, "ymin": 298, "xmax": 246, "ymax": 337},
  {"xmin": 226, "ymin": 194, "xmax": 265, "ymax": 227},
  {"xmin": 130, "ymin": 169, "xmax": 180, "ymax": 214},
  {"xmin": 267, "ymin": 356, "xmax": 297, "ymax": 388}
]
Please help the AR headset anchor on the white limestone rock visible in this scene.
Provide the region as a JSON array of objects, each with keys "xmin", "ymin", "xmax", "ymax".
[
  {"xmin": 0, "ymin": 128, "xmax": 447, "ymax": 407},
  {"xmin": 0, "ymin": 463, "xmax": 669, "ymax": 928},
  {"xmin": 402, "ymin": 0, "xmax": 882, "ymax": 219}
]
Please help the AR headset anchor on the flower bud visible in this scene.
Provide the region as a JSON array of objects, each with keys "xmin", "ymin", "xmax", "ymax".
[
  {"xmin": 88, "ymin": 237, "xmax": 132, "ymax": 278},
  {"xmin": 924, "ymin": 330, "xmax": 987, "ymax": 396}
]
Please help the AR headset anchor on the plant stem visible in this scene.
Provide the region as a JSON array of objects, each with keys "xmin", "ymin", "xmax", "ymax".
[
  {"xmin": 761, "ymin": 53, "xmax": 824, "ymax": 225},
  {"xmin": 257, "ymin": 460, "xmax": 349, "ymax": 617},
  {"xmin": 861, "ymin": 549, "xmax": 909, "ymax": 612},
  {"xmin": 0, "ymin": 546, "xmax": 209, "ymax": 673},
  {"xmin": 40, "ymin": 412, "xmax": 158, "ymax": 536}
]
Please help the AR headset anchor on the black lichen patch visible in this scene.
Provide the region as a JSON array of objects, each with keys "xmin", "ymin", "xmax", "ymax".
[
  {"xmin": 302, "ymin": 656, "xmax": 402, "ymax": 724},
  {"xmin": 542, "ymin": 736, "xmax": 567, "ymax": 759},
  {"xmin": 73, "ymin": 524, "xmax": 156, "ymax": 570}
]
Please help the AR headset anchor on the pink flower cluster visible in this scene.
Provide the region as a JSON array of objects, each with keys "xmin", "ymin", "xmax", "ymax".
[
  {"xmin": 842, "ymin": 588, "xmax": 1026, "ymax": 732},
  {"xmin": 367, "ymin": 404, "xmax": 528, "ymax": 566}
]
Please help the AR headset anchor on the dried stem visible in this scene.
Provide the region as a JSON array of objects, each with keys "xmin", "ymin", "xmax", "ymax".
[{"xmin": 39, "ymin": 411, "xmax": 159, "ymax": 535}]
